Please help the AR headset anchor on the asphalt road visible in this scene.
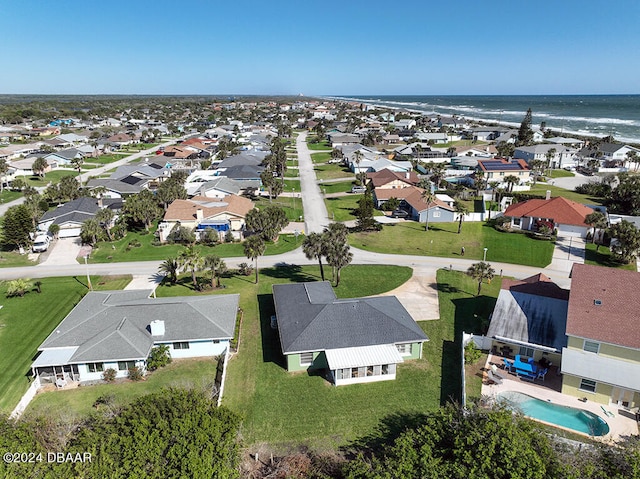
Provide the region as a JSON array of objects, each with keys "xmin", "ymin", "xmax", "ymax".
[{"xmin": 295, "ymin": 132, "xmax": 330, "ymax": 233}]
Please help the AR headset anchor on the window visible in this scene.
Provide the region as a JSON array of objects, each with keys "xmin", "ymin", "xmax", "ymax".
[
  {"xmin": 580, "ymin": 378, "xmax": 597, "ymax": 393},
  {"xmin": 87, "ymin": 362, "xmax": 104, "ymax": 373},
  {"xmin": 351, "ymin": 367, "xmax": 359, "ymax": 378},
  {"xmin": 381, "ymin": 364, "xmax": 389, "ymax": 375},
  {"xmin": 519, "ymin": 346, "xmax": 534, "ymax": 358},
  {"xmin": 432, "ymin": 210, "xmax": 441, "ymax": 218},
  {"xmin": 396, "ymin": 343, "xmax": 411, "ymax": 355},
  {"xmin": 173, "ymin": 342, "xmax": 190, "ymax": 350},
  {"xmin": 513, "ymin": 218, "xmax": 521, "ymax": 226},
  {"xmin": 300, "ymin": 352, "xmax": 314, "ymax": 365},
  {"xmin": 118, "ymin": 361, "xmax": 136, "ymax": 371},
  {"xmin": 583, "ymin": 341, "xmax": 600, "ymax": 354}
]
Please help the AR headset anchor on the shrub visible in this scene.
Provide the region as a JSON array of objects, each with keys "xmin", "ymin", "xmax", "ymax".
[
  {"xmin": 127, "ymin": 365, "xmax": 144, "ymax": 381},
  {"xmin": 93, "ymin": 393, "xmax": 116, "ymax": 408},
  {"xmin": 147, "ymin": 345, "xmax": 172, "ymax": 371},
  {"xmin": 224, "ymin": 230, "xmax": 235, "ymax": 243},
  {"xmin": 102, "ymin": 368, "xmax": 117, "ymax": 382},
  {"xmin": 238, "ymin": 262, "xmax": 254, "ymax": 276},
  {"xmin": 464, "ymin": 342, "xmax": 483, "ymax": 364},
  {"xmin": 200, "ymin": 228, "xmax": 219, "ymax": 245}
]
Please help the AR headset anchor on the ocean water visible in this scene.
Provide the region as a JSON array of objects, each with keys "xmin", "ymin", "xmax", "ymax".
[{"xmin": 332, "ymin": 95, "xmax": 640, "ymax": 144}]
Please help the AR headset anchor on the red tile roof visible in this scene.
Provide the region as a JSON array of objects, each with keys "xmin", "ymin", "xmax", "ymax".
[
  {"xmin": 366, "ymin": 168, "xmax": 419, "ymax": 187},
  {"xmin": 566, "ymin": 264, "xmax": 640, "ymax": 349},
  {"xmin": 503, "ymin": 196, "xmax": 594, "ymax": 227},
  {"xmin": 403, "ymin": 187, "xmax": 454, "ymax": 212}
]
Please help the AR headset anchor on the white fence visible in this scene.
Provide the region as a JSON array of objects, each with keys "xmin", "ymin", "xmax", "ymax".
[{"xmin": 10, "ymin": 376, "xmax": 41, "ymax": 419}]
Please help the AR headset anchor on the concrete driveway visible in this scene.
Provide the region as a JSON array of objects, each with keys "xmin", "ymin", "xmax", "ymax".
[
  {"xmin": 549, "ymin": 236, "xmax": 585, "ymax": 273},
  {"xmin": 37, "ymin": 237, "xmax": 85, "ymax": 266}
]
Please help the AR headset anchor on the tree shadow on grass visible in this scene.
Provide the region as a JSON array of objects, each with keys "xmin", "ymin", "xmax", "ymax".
[
  {"xmin": 440, "ymin": 294, "xmax": 498, "ymax": 405},
  {"xmin": 343, "ymin": 411, "xmax": 429, "ymax": 457},
  {"xmin": 257, "ymin": 293, "xmax": 287, "ymax": 370},
  {"xmin": 260, "ymin": 265, "xmax": 320, "ymax": 283}
]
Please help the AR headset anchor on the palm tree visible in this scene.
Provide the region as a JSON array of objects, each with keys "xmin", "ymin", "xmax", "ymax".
[
  {"xmin": 353, "ymin": 150, "xmax": 364, "ymax": 174},
  {"xmin": 243, "ymin": 235, "xmax": 265, "ymax": 284},
  {"xmin": 32, "ymin": 157, "xmax": 48, "ymax": 178},
  {"xmin": 179, "ymin": 245, "xmax": 204, "ymax": 291},
  {"xmin": 503, "ymin": 175, "xmax": 519, "ymax": 193},
  {"xmin": 421, "ymin": 189, "xmax": 436, "ymax": 231},
  {"xmin": 80, "ymin": 218, "xmax": 101, "ymax": 246},
  {"xmin": 159, "ymin": 257, "xmax": 179, "ymax": 284},
  {"xmin": 454, "ymin": 201, "xmax": 469, "ymax": 234},
  {"xmin": 467, "ymin": 262, "xmax": 496, "ymax": 296},
  {"xmin": 326, "ymin": 242, "xmax": 352, "ymax": 286},
  {"xmin": 95, "ymin": 208, "xmax": 115, "ymax": 241},
  {"xmin": 204, "ymin": 254, "xmax": 226, "ymax": 288},
  {"xmin": 584, "ymin": 211, "xmax": 608, "ymax": 250},
  {"xmin": 0, "ymin": 158, "xmax": 8, "ymax": 192},
  {"xmin": 302, "ymin": 232, "xmax": 326, "ymax": 281},
  {"xmin": 545, "ymin": 147, "xmax": 557, "ymax": 173},
  {"xmin": 626, "ymin": 150, "xmax": 640, "ymax": 171},
  {"xmin": 6, "ymin": 278, "xmax": 33, "ymax": 298},
  {"xmin": 70, "ymin": 157, "xmax": 84, "ymax": 181}
]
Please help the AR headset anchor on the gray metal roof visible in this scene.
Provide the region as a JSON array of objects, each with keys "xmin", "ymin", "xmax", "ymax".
[
  {"xmin": 38, "ymin": 290, "xmax": 239, "ymax": 363},
  {"xmin": 273, "ymin": 282, "xmax": 427, "ymax": 354},
  {"xmin": 487, "ymin": 289, "xmax": 568, "ymax": 352}
]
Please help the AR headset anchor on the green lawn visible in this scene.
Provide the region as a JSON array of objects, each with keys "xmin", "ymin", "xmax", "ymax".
[
  {"xmin": 0, "ymin": 189, "xmax": 23, "ymax": 204},
  {"xmin": 22, "ymin": 170, "xmax": 79, "ymax": 187},
  {"xmin": 0, "ymin": 275, "xmax": 131, "ymax": 415},
  {"xmin": 321, "ymin": 181, "xmax": 354, "ymax": 194},
  {"xmin": 306, "ymin": 140, "xmax": 332, "ymax": 150},
  {"xmin": 349, "ymin": 221, "xmax": 554, "ymax": 267},
  {"xmin": 253, "ymin": 196, "xmax": 304, "ymax": 222},
  {"xmin": 314, "ymin": 163, "xmax": 355, "ymax": 181},
  {"xmin": 528, "ymin": 184, "xmax": 604, "ymax": 205},
  {"xmin": 284, "ymin": 167, "xmax": 299, "ymax": 178},
  {"xmin": 549, "ymin": 169, "xmax": 575, "ymax": 178},
  {"xmin": 325, "ymin": 195, "xmax": 383, "ymax": 222},
  {"xmin": 0, "ymin": 250, "xmax": 37, "ymax": 267},
  {"xmin": 283, "ymin": 179, "xmax": 301, "ymax": 192},
  {"xmin": 86, "ymin": 154, "xmax": 127, "ymax": 165},
  {"xmin": 311, "ymin": 152, "xmax": 331, "ymax": 163},
  {"xmin": 89, "ymin": 227, "xmax": 300, "ymax": 263},
  {"xmin": 584, "ymin": 243, "xmax": 637, "ymax": 271}
]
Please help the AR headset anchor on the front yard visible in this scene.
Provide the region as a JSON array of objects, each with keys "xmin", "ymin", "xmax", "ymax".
[
  {"xmin": 349, "ymin": 221, "xmax": 555, "ymax": 267},
  {"xmin": 584, "ymin": 243, "xmax": 637, "ymax": 271},
  {"xmin": 325, "ymin": 195, "xmax": 384, "ymax": 222},
  {"xmin": 0, "ymin": 275, "xmax": 131, "ymax": 415},
  {"xmin": 314, "ymin": 163, "xmax": 355, "ymax": 181}
]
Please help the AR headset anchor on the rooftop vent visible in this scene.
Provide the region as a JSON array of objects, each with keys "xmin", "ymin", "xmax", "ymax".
[
  {"xmin": 150, "ymin": 319, "xmax": 165, "ymax": 336},
  {"xmin": 594, "ymin": 299, "xmax": 602, "ymax": 306}
]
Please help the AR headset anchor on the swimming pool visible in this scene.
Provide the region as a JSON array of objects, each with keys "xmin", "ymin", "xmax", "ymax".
[{"xmin": 497, "ymin": 391, "xmax": 610, "ymax": 436}]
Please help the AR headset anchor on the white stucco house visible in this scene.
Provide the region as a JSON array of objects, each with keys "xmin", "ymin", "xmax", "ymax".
[{"xmin": 31, "ymin": 290, "xmax": 239, "ymax": 387}]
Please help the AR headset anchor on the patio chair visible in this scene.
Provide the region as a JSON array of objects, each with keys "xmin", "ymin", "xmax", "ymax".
[
  {"xmin": 488, "ymin": 370, "xmax": 504, "ymax": 385},
  {"xmin": 502, "ymin": 358, "xmax": 515, "ymax": 373},
  {"xmin": 535, "ymin": 368, "xmax": 548, "ymax": 381}
]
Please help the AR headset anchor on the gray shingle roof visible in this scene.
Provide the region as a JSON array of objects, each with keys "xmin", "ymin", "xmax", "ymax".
[
  {"xmin": 39, "ymin": 290, "xmax": 239, "ymax": 363},
  {"xmin": 273, "ymin": 282, "xmax": 427, "ymax": 354},
  {"xmin": 40, "ymin": 197, "xmax": 100, "ymax": 225}
]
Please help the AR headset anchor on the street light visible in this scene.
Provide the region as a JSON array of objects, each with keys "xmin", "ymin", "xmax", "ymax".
[
  {"xmin": 84, "ymin": 255, "xmax": 92, "ymax": 291},
  {"xmin": 483, "ymin": 247, "xmax": 488, "ymax": 262}
]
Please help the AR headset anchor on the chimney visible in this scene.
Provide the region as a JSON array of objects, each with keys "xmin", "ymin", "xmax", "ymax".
[
  {"xmin": 97, "ymin": 197, "xmax": 103, "ymax": 208},
  {"xmin": 150, "ymin": 320, "xmax": 165, "ymax": 336},
  {"xmin": 196, "ymin": 208, "xmax": 204, "ymax": 221},
  {"xmin": 405, "ymin": 171, "xmax": 410, "ymax": 179},
  {"xmin": 545, "ymin": 190, "xmax": 551, "ymax": 200}
]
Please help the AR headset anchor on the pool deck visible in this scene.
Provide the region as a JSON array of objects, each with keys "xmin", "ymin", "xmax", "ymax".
[{"xmin": 481, "ymin": 354, "xmax": 639, "ymax": 441}]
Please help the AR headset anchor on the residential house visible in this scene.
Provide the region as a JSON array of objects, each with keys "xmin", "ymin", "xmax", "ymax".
[
  {"xmin": 597, "ymin": 143, "xmax": 640, "ymax": 164},
  {"xmin": 157, "ymin": 194, "xmax": 254, "ymax": 242},
  {"xmin": 366, "ymin": 168, "xmax": 420, "ymax": 189},
  {"xmin": 44, "ymin": 147, "xmax": 86, "ymax": 166},
  {"xmin": 38, "ymin": 197, "xmax": 120, "ymax": 238},
  {"xmin": 185, "ymin": 173, "xmax": 242, "ymax": 198},
  {"xmin": 328, "ymin": 133, "xmax": 361, "ymax": 147},
  {"xmin": 514, "ymin": 144, "xmax": 576, "ymax": 169},
  {"xmin": 486, "ymin": 273, "xmax": 569, "ymax": 368},
  {"xmin": 31, "ymin": 290, "xmax": 239, "ymax": 387},
  {"xmin": 454, "ymin": 145, "xmax": 497, "ymax": 157},
  {"xmin": 503, "ymin": 195, "xmax": 595, "ymax": 237},
  {"xmin": 546, "ymin": 136, "xmax": 585, "ymax": 149},
  {"xmin": 476, "ymin": 159, "xmax": 531, "ymax": 189},
  {"xmin": 561, "ymin": 264, "xmax": 640, "ymax": 408},
  {"xmin": 86, "ymin": 160, "xmax": 171, "ymax": 198},
  {"xmin": 272, "ymin": 281, "xmax": 428, "ymax": 386},
  {"xmin": 414, "ymin": 132, "xmax": 449, "ymax": 144}
]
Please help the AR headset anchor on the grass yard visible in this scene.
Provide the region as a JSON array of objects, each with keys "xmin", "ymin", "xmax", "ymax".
[
  {"xmin": 311, "ymin": 152, "xmax": 331, "ymax": 163},
  {"xmin": 321, "ymin": 180, "xmax": 354, "ymax": 194},
  {"xmin": 22, "ymin": 170, "xmax": 79, "ymax": 187},
  {"xmin": 284, "ymin": 167, "xmax": 299, "ymax": 178},
  {"xmin": 253, "ymin": 196, "xmax": 304, "ymax": 222},
  {"xmin": 584, "ymin": 243, "xmax": 637, "ymax": 271},
  {"xmin": 314, "ymin": 163, "xmax": 355, "ymax": 181},
  {"xmin": 86, "ymin": 153, "xmax": 126, "ymax": 165},
  {"xmin": 549, "ymin": 169, "xmax": 575, "ymax": 178},
  {"xmin": 349, "ymin": 221, "xmax": 554, "ymax": 267},
  {"xmin": 283, "ymin": 179, "xmax": 301, "ymax": 192},
  {"xmin": 306, "ymin": 140, "xmax": 331, "ymax": 151},
  {"xmin": 89, "ymin": 227, "xmax": 299, "ymax": 263},
  {"xmin": 528, "ymin": 184, "xmax": 605, "ymax": 205},
  {"xmin": 0, "ymin": 189, "xmax": 24, "ymax": 204},
  {"xmin": 0, "ymin": 250, "xmax": 37, "ymax": 267},
  {"xmin": 0, "ymin": 275, "xmax": 131, "ymax": 416},
  {"xmin": 325, "ymin": 196, "xmax": 384, "ymax": 222}
]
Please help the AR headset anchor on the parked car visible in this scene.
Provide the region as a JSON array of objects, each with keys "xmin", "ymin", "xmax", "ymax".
[
  {"xmin": 32, "ymin": 234, "xmax": 50, "ymax": 253},
  {"xmin": 351, "ymin": 186, "xmax": 367, "ymax": 194},
  {"xmin": 390, "ymin": 209, "xmax": 409, "ymax": 219}
]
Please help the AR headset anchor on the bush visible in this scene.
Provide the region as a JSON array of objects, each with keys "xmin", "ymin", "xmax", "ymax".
[
  {"xmin": 147, "ymin": 345, "xmax": 172, "ymax": 371},
  {"xmin": 93, "ymin": 393, "xmax": 116, "ymax": 408},
  {"xmin": 575, "ymin": 182, "xmax": 611, "ymax": 197},
  {"xmin": 127, "ymin": 365, "xmax": 144, "ymax": 381},
  {"xmin": 200, "ymin": 228, "xmax": 219, "ymax": 245},
  {"xmin": 102, "ymin": 368, "xmax": 117, "ymax": 382},
  {"xmin": 224, "ymin": 230, "xmax": 235, "ymax": 243},
  {"xmin": 238, "ymin": 262, "xmax": 254, "ymax": 276},
  {"xmin": 464, "ymin": 342, "xmax": 483, "ymax": 364}
]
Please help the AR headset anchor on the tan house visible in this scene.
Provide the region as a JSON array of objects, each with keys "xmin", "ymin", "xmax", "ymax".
[
  {"xmin": 158, "ymin": 194, "xmax": 254, "ymax": 242},
  {"xmin": 366, "ymin": 168, "xmax": 420, "ymax": 190},
  {"xmin": 561, "ymin": 264, "xmax": 640, "ymax": 409}
]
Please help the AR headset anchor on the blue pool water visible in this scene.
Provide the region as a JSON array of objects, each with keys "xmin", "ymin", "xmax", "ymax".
[{"xmin": 498, "ymin": 391, "xmax": 610, "ymax": 436}]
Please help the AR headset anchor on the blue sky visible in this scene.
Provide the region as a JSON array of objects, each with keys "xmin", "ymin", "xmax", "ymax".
[{"xmin": 2, "ymin": 0, "xmax": 639, "ymax": 95}]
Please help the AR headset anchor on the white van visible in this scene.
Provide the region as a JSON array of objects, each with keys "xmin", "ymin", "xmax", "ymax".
[{"xmin": 32, "ymin": 234, "xmax": 50, "ymax": 253}]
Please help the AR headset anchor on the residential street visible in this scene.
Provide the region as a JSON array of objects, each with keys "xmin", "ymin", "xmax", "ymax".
[{"xmin": 295, "ymin": 131, "xmax": 330, "ymax": 233}]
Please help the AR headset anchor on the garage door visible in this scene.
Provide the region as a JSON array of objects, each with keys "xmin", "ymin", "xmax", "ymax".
[{"xmin": 58, "ymin": 227, "xmax": 82, "ymax": 238}]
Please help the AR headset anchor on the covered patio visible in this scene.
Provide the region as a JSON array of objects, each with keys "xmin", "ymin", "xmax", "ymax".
[
  {"xmin": 326, "ymin": 344, "xmax": 404, "ymax": 386},
  {"xmin": 31, "ymin": 347, "xmax": 80, "ymax": 389}
]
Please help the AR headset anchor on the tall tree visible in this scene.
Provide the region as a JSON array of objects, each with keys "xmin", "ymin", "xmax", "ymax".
[
  {"xmin": 503, "ymin": 174, "xmax": 519, "ymax": 193},
  {"xmin": 625, "ymin": 150, "xmax": 640, "ymax": 171},
  {"xmin": 326, "ymin": 242, "xmax": 352, "ymax": 286},
  {"xmin": 95, "ymin": 207, "xmax": 115, "ymax": 241},
  {"xmin": 159, "ymin": 257, "xmax": 180, "ymax": 284},
  {"xmin": 32, "ymin": 157, "xmax": 48, "ymax": 178},
  {"xmin": 179, "ymin": 245, "xmax": 204, "ymax": 290},
  {"xmin": 420, "ymin": 189, "xmax": 435, "ymax": 231},
  {"xmin": 584, "ymin": 211, "xmax": 607, "ymax": 248},
  {"xmin": 609, "ymin": 220, "xmax": 640, "ymax": 264},
  {"xmin": 80, "ymin": 218, "xmax": 101, "ymax": 245},
  {"xmin": 467, "ymin": 261, "xmax": 496, "ymax": 296},
  {"xmin": 302, "ymin": 232, "xmax": 326, "ymax": 281},
  {"xmin": 545, "ymin": 147, "xmax": 557, "ymax": 172},
  {"xmin": 156, "ymin": 174, "xmax": 187, "ymax": 210},
  {"xmin": 454, "ymin": 201, "xmax": 469, "ymax": 234},
  {"xmin": 122, "ymin": 189, "xmax": 162, "ymax": 231},
  {"xmin": 1, "ymin": 204, "xmax": 33, "ymax": 250},
  {"xmin": 243, "ymin": 235, "xmax": 265, "ymax": 284},
  {"xmin": 56, "ymin": 175, "xmax": 81, "ymax": 202},
  {"xmin": 70, "ymin": 157, "xmax": 84, "ymax": 182},
  {"xmin": 204, "ymin": 254, "xmax": 226, "ymax": 288},
  {"xmin": 517, "ymin": 107, "xmax": 534, "ymax": 146},
  {"xmin": 0, "ymin": 158, "xmax": 8, "ymax": 192},
  {"xmin": 355, "ymin": 191, "xmax": 377, "ymax": 231},
  {"xmin": 245, "ymin": 205, "xmax": 288, "ymax": 242}
]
